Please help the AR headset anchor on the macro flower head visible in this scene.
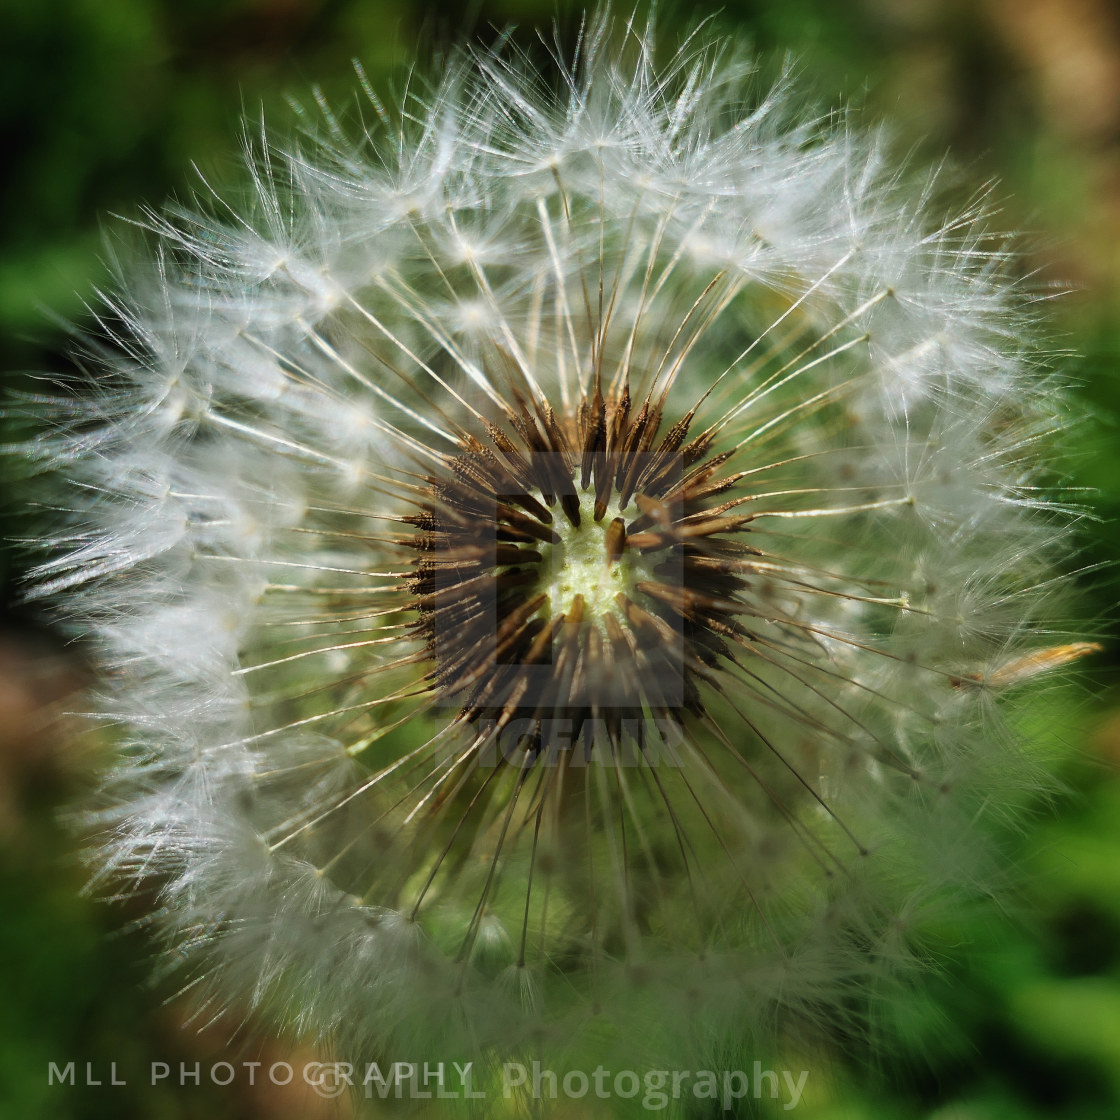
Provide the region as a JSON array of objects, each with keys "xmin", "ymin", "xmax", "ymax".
[{"xmin": 13, "ymin": 9, "xmax": 1088, "ymax": 1074}]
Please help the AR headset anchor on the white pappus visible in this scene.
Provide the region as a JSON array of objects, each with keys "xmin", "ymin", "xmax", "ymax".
[{"xmin": 10, "ymin": 8, "xmax": 1090, "ymax": 1079}]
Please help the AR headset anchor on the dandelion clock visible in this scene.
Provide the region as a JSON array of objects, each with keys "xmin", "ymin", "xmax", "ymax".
[{"xmin": 13, "ymin": 7, "xmax": 1090, "ymax": 1097}]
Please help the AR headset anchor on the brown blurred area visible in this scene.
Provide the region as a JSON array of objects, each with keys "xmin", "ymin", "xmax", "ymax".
[
  {"xmin": 986, "ymin": 0, "xmax": 1120, "ymax": 301},
  {"xmin": 989, "ymin": 0, "xmax": 1120, "ymax": 145},
  {"xmin": 0, "ymin": 618, "xmax": 87, "ymax": 842},
  {"xmin": 861, "ymin": 0, "xmax": 1120, "ymax": 306}
]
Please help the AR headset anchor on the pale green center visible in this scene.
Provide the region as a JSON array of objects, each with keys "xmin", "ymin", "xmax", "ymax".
[{"xmin": 536, "ymin": 491, "xmax": 655, "ymax": 627}]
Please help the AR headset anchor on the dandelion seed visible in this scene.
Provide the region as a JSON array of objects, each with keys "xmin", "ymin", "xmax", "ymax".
[{"xmin": 14, "ymin": 9, "xmax": 1087, "ymax": 1072}]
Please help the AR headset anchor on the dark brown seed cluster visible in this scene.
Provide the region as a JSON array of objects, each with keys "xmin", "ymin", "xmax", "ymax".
[{"xmin": 404, "ymin": 380, "xmax": 761, "ymax": 758}]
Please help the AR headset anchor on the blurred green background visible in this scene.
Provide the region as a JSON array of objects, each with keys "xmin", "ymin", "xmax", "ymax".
[{"xmin": 2, "ymin": 0, "xmax": 1120, "ymax": 1117}]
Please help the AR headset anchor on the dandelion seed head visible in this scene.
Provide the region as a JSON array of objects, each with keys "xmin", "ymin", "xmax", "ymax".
[{"xmin": 15, "ymin": 9, "xmax": 1090, "ymax": 1069}]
